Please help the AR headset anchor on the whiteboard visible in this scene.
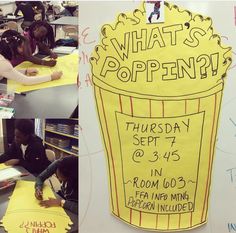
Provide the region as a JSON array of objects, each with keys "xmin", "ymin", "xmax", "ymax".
[{"xmin": 79, "ymin": 1, "xmax": 236, "ymax": 233}]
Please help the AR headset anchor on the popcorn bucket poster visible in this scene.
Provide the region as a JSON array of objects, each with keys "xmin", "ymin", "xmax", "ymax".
[{"xmin": 91, "ymin": 1, "xmax": 232, "ymax": 231}]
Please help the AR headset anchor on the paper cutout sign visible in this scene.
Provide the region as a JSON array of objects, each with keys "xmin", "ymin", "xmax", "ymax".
[
  {"xmin": 91, "ymin": 1, "xmax": 232, "ymax": 231},
  {"xmin": 0, "ymin": 180, "xmax": 72, "ymax": 233},
  {"xmin": 7, "ymin": 53, "xmax": 78, "ymax": 93}
]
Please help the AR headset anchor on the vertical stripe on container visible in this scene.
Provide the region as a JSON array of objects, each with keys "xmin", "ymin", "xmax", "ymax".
[
  {"xmin": 149, "ymin": 99, "xmax": 152, "ymax": 117},
  {"xmin": 162, "ymin": 101, "xmax": 165, "ymax": 117},
  {"xmin": 130, "ymin": 96, "xmax": 133, "ymax": 116},
  {"xmin": 201, "ymin": 94, "xmax": 217, "ymax": 221},
  {"xmin": 139, "ymin": 211, "xmax": 142, "ymax": 226},
  {"xmin": 190, "ymin": 211, "xmax": 193, "ymax": 227},
  {"xmin": 129, "ymin": 208, "xmax": 132, "ymax": 224},
  {"xmin": 99, "ymin": 89, "xmax": 120, "ymax": 217},
  {"xmin": 167, "ymin": 214, "xmax": 170, "ymax": 230},
  {"xmin": 178, "ymin": 214, "xmax": 181, "ymax": 229},
  {"xmin": 156, "ymin": 214, "xmax": 159, "ymax": 229},
  {"xmin": 185, "ymin": 100, "xmax": 187, "ymax": 114},
  {"xmin": 119, "ymin": 94, "xmax": 123, "ymax": 113},
  {"xmin": 198, "ymin": 99, "xmax": 201, "ymax": 113}
]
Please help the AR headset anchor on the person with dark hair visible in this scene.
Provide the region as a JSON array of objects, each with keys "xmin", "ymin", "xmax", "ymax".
[
  {"xmin": 14, "ymin": 1, "xmax": 35, "ymax": 30},
  {"xmin": 0, "ymin": 30, "xmax": 62, "ymax": 85},
  {"xmin": 25, "ymin": 21, "xmax": 57, "ymax": 60},
  {"xmin": 4, "ymin": 29, "xmax": 56, "ymax": 67},
  {"xmin": 35, "ymin": 156, "xmax": 78, "ymax": 214},
  {"xmin": 0, "ymin": 119, "xmax": 51, "ymax": 175},
  {"xmin": 29, "ymin": 1, "xmax": 46, "ymax": 21}
]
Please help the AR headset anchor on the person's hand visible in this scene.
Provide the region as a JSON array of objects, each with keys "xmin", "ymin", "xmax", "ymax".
[
  {"xmin": 51, "ymin": 71, "xmax": 63, "ymax": 81},
  {"xmin": 50, "ymin": 53, "xmax": 58, "ymax": 59},
  {"xmin": 39, "ymin": 198, "xmax": 61, "ymax": 208},
  {"xmin": 4, "ymin": 159, "xmax": 19, "ymax": 166},
  {"xmin": 25, "ymin": 68, "xmax": 38, "ymax": 76},
  {"xmin": 35, "ymin": 188, "xmax": 43, "ymax": 200},
  {"xmin": 44, "ymin": 59, "xmax": 57, "ymax": 67}
]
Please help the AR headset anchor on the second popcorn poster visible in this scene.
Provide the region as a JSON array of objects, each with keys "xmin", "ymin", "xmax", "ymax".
[{"xmin": 90, "ymin": 1, "xmax": 232, "ymax": 232}]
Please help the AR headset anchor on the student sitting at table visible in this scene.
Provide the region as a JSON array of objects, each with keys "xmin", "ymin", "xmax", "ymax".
[
  {"xmin": 0, "ymin": 30, "xmax": 62, "ymax": 85},
  {"xmin": 25, "ymin": 21, "xmax": 58, "ymax": 60},
  {"xmin": 35, "ymin": 156, "xmax": 78, "ymax": 214},
  {"xmin": 0, "ymin": 119, "xmax": 51, "ymax": 175},
  {"xmin": 4, "ymin": 30, "xmax": 57, "ymax": 67}
]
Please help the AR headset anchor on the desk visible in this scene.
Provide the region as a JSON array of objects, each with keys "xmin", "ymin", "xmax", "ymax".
[
  {"xmin": 11, "ymin": 84, "xmax": 78, "ymax": 118},
  {"xmin": 0, "ymin": 166, "xmax": 78, "ymax": 233},
  {"xmin": 1, "ymin": 16, "xmax": 23, "ymax": 23},
  {"xmin": 50, "ymin": 16, "xmax": 78, "ymax": 37}
]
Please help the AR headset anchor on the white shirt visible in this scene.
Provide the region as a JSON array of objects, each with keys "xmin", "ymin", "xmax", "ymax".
[
  {"xmin": 0, "ymin": 55, "xmax": 51, "ymax": 85},
  {"xmin": 21, "ymin": 144, "xmax": 28, "ymax": 160}
]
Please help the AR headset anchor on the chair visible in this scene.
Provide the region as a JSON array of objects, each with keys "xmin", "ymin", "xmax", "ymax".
[
  {"xmin": 45, "ymin": 149, "xmax": 56, "ymax": 162},
  {"xmin": 73, "ymin": 9, "xmax": 78, "ymax": 17},
  {"xmin": 45, "ymin": 149, "xmax": 56, "ymax": 191},
  {"xmin": 62, "ymin": 25, "xmax": 78, "ymax": 39}
]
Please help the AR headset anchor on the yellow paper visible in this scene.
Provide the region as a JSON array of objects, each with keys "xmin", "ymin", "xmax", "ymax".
[
  {"xmin": 0, "ymin": 180, "xmax": 72, "ymax": 233},
  {"xmin": 0, "ymin": 164, "xmax": 10, "ymax": 170},
  {"xmin": 7, "ymin": 53, "xmax": 78, "ymax": 93},
  {"xmin": 91, "ymin": 1, "xmax": 232, "ymax": 231}
]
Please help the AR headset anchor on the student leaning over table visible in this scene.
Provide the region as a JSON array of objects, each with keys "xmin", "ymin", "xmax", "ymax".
[
  {"xmin": 16, "ymin": 21, "xmax": 59, "ymax": 67},
  {"xmin": 9, "ymin": 21, "xmax": 58, "ymax": 67},
  {"xmin": 0, "ymin": 31, "xmax": 62, "ymax": 85},
  {"xmin": 0, "ymin": 119, "xmax": 51, "ymax": 175},
  {"xmin": 4, "ymin": 30, "xmax": 57, "ymax": 68},
  {"xmin": 35, "ymin": 156, "xmax": 78, "ymax": 215}
]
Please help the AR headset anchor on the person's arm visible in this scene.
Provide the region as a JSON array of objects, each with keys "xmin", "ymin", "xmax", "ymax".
[
  {"xmin": 63, "ymin": 200, "xmax": 78, "ymax": 214},
  {"xmin": 24, "ymin": 54, "xmax": 57, "ymax": 67},
  {"xmin": 39, "ymin": 198, "xmax": 78, "ymax": 214},
  {"xmin": 0, "ymin": 152, "xmax": 13, "ymax": 163},
  {"xmin": 0, "ymin": 142, "xmax": 20, "ymax": 163},
  {"xmin": 1, "ymin": 59, "xmax": 51, "ymax": 85},
  {"xmin": 23, "ymin": 37, "xmax": 57, "ymax": 67},
  {"xmin": 41, "ymin": 3, "xmax": 46, "ymax": 20},
  {"xmin": 14, "ymin": 5, "xmax": 20, "ymax": 16},
  {"xmin": 35, "ymin": 160, "xmax": 59, "ymax": 190},
  {"xmin": 37, "ymin": 42, "xmax": 57, "ymax": 59}
]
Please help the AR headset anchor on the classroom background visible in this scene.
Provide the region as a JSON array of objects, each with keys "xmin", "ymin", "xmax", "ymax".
[
  {"xmin": 0, "ymin": 118, "xmax": 79, "ymax": 233},
  {"xmin": 0, "ymin": 118, "xmax": 79, "ymax": 159},
  {"xmin": 0, "ymin": 1, "xmax": 78, "ymax": 118}
]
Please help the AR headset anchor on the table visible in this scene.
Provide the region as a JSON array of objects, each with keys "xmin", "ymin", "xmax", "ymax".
[
  {"xmin": 1, "ymin": 16, "xmax": 23, "ymax": 23},
  {"xmin": 11, "ymin": 84, "xmax": 78, "ymax": 118},
  {"xmin": 0, "ymin": 166, "xmax": 78, "ymax": 233},
  {"xmin": 50, "ymin": 16, "xmax": 78, "ymax": 37}
]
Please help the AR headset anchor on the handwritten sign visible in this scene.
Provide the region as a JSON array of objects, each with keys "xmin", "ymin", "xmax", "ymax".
[
  {"xmin": 226, "ymin": 167, "xmax": 236, "ymax": 187},
  {"xmin": 91, "ymin": 1, "xmax": 232, "ymax": 231},
  {"xmin": 117, "ymin": 112, "xmax": 204, "ymax": 214},
  {"xmin": 19, "ymin": 220, "xmax": 56, "ymax": 233},
  {"xmin": 0, "ymin": 180, "xmax": 72, "ymax": 233}
]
